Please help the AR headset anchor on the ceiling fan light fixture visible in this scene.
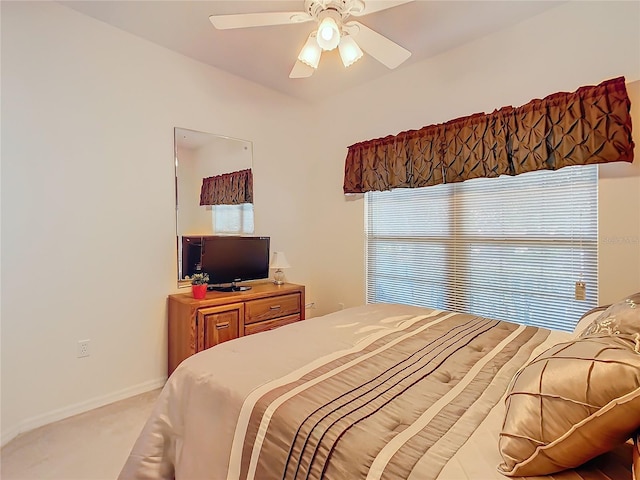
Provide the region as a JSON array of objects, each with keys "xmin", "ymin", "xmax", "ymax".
[
  {"xmin": 338, "ymin": 35, "xmax": 363, "ymax": 67},
  {"xmin": 298, "ymin": 34, "xmax": 322, "ymax": 68},
  {"xmin": 210, "ymin": 0, "xmax": 415, "ymax": 79},
  {"xmin": 316, "ymin": 10, "xmax": 341, "ymax": 51}
]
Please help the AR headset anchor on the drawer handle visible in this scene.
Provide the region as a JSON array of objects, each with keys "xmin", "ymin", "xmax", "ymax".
[
  {"xmin": 269, "ymin": 305, "xmax": 281, "ymax": 310},
  {"xmin": 216, "ymin": 322, "xmax": 230, "ymax": 329}
]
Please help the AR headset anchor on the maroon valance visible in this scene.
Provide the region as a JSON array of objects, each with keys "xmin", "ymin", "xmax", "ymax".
[
  {"xmin": 200, "ymin": 168, "xmax": 253, "ymax": 206},
  {"xmin": 344, "ymin": 76, "xmax": 634, "ymax": 194}
]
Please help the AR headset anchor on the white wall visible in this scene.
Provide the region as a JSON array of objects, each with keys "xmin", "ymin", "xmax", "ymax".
[
  {"xmin": 2, "ymin": 0, "xmax": 639, "ymax": 446},
  {"xmin": 599, "ymin": 79, "xmax": 640, "ymax": 304},
  {"xmin": 0, "ymin": 1, "xmax": 316, "ymax": 444},
  {"xmin": 307, "ymin": 0, "xmax": 640, "ymax": 315}
]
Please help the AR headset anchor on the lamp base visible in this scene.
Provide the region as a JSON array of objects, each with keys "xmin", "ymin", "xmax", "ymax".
[{"xmin": 273, "ymin": 269, "xmax": 285, "ymax": 285}]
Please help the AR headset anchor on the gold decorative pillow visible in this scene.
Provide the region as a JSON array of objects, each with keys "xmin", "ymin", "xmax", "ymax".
[
  {"xmin": 572, "ymin": 305, "xmax": 609, "ymax": 337},
  {"xmin": 498, "ymin": 335, "xmax": 640, "ymax": 476},
  {"xmin": 634, "ymin": 431, "xmax": 639, "ymax": 480},
  {"xmin": 580, "ymin": 292, "xmax": 640, "ymax": 339}
]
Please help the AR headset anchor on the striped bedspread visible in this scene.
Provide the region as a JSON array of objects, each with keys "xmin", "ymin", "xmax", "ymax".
[
  {"xmin": 230, "ymin": 310, "xmax": 546, "ymax": 480},
  {"xmin": 119, "ymin": 303, "xmax": 633, "ymax": 480}
]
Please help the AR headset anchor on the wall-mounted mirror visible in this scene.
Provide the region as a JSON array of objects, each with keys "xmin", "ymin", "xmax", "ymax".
[{"xmin": 174, "ymin": 127, "xmax": 253, "ymax": 286}]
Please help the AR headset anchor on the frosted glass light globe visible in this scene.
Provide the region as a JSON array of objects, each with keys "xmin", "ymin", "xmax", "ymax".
[{"xmin": 316, "ymin": 16, "xmax": 340, "ymax": 51}]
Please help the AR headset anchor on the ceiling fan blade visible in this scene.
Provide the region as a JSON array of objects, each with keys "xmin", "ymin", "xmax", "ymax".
[
  {"xmin": 209, "ymin": 11, "xmax": 312, "ymax": 30},
  {"xmin": 289, "ymin": 59, "xmax": 315, "ymax": 79},
  {"xmin": 350, "ymin": 0, "xmax": 415, "ymax": 16},
  {"xmin": 345, "ymin": 21, "xmax": 411, "ymax": 69}
]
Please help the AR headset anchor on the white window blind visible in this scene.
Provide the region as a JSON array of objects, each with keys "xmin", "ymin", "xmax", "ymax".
[
  {"xmin": 212, "ymin": 203, "xmax": 254, "ymax": 235},
  {"xmin": 365, "ymin": 165, "xmax": 598, "ymax": 332}
]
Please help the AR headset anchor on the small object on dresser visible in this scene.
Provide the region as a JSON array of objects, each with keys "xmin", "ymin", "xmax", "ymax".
[
  {"xmin": 270, "ymin": 251, "xmax": 290, "ymax": 285},
  {"xmin": 190, "ymin": 273, "xmax": 209, "ymax": 299}
]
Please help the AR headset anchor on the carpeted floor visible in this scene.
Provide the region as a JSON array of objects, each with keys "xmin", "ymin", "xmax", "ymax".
[{"xmin": 1, "ymin": 388, "xmax": 161, "ymax": 480}]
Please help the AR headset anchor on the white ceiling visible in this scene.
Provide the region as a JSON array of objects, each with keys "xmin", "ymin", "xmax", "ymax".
[{"xmin": 59, "ymin": 0, "xmax": 563, "ymax": 103}]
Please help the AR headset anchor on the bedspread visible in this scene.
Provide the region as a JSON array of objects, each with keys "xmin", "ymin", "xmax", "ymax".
[
  {"xmin": 235, "ymin": 309, "xmax": 544, "ymax": 480},
  {"xmin": 119, "ymin": 303, "xmax": 633, "ymax": 480}
]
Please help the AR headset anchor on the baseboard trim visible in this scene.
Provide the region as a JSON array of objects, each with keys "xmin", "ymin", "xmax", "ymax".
[{"xmin": 1, "ymin": 377, "xmax": 166, "ymax": 447}]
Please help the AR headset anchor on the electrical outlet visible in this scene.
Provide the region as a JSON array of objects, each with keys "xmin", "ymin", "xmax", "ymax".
[{"xmin": 77, "ymin": 339, "xmax": 90, "ymax": 358}]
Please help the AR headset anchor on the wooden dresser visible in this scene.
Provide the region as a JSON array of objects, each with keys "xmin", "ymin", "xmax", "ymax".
[{"xmin": 167, "ymin": 282, "xmax": 305, "ymax": 375}]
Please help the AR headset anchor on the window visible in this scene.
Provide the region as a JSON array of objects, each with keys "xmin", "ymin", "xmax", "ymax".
[
  {"xmin": 212, "ymin": 203, "xmax": 254, "ymax": 235},
  {"xmin": 365, "ymin": 165, "xmax": 598, "ymax": 332}
]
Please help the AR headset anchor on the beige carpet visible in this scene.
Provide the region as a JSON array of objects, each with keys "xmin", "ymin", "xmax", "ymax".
[{"xmin": 1, "ymin": 388, "xmax": 161, "ymax": 480}]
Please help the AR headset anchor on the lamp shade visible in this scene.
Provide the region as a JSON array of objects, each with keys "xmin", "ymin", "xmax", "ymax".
[
  {"xmin": 298, "ymin": 35, "xmax": 321, "ymax": 68},
  {"xmin": 316, "ymin": 10, "xmax": 341, "ymax": 51},
  {"xmin": 270, "ymin": 251, "xmax": 291, "ymax": 270},
  {"xmin": 338, "ymin": 35, "xmax": 363, "ymax": 67}
]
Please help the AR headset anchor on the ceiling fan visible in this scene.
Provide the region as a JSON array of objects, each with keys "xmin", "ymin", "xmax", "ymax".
[{"xmin": 209, "ymin": 0, "xmax": 413, "ymax": 78}]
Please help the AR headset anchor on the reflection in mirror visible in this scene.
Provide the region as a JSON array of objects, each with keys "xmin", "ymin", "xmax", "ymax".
[{"xmin": 174, "ymin": 127, "xmax": 253, "ymax": 286}]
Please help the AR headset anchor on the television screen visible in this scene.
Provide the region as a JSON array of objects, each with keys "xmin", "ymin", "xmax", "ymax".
[{"xmin": 199, "ymin": 236, "xmax": 270, "ymax": 287}]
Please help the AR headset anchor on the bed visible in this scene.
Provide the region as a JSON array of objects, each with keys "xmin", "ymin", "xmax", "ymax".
[{"xmin": 119, "ymin": 298, "xmax": 640, "ymax": 480}]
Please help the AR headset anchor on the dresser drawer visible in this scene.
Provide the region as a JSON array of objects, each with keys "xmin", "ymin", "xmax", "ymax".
[
  {"xmin": 244, "ymin": 314, "xmax": 300, "ymax": 335},
  {"xmin": 244, "ymin": 293, "xmax": 301, "ymax": 325}
]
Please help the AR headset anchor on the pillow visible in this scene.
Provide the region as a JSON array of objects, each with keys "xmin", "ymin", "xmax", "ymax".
[
  {"xmin": 497, "ymin": 335, "xmax": 640, "ymax": 477},
  {"xmin": 634, "ymin": 430, "xmax": 639, "ymax": 480},
  {"xmin": 579, "ymin": 292, "xmax": 640, "ymax": 339},
  {"xmin": 572, "ymin": 305, "xmax": 608, "ymax": 337}
]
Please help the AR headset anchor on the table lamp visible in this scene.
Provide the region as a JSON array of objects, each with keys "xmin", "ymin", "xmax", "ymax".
[{"xmin": 270, "ymin": 251, "xmax": 290, "ymax": 285}]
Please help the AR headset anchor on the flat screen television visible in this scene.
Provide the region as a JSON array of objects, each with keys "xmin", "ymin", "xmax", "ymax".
[{"xmin": 182, "ymin": 235, "xmax": 270, "ymax": 291}]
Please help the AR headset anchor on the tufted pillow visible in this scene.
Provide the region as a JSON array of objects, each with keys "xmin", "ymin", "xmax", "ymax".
[
  {"xmin": 635, "ymin": 431, "xmax": 639, "ymax": 480},
  {"xmin": 497, "ymin": 335, "xmax": 640, "ymax": 477},
  {"xmin": 580, "ymin": 292, "xmax": 640, "ymax": 339}
]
